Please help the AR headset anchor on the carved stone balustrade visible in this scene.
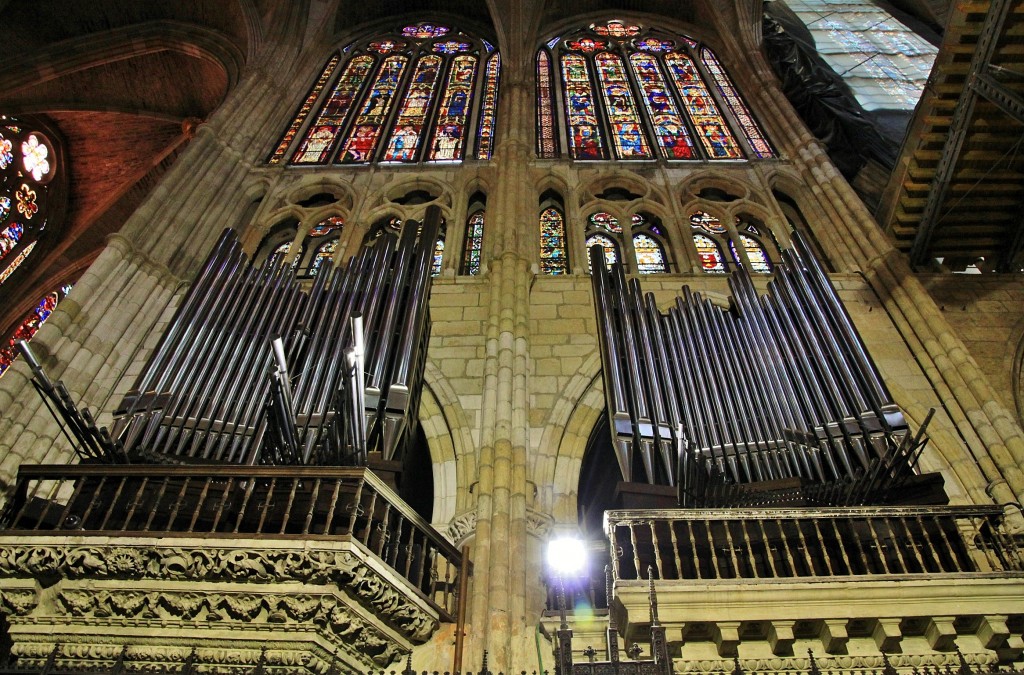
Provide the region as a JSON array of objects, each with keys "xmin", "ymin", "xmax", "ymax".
[
  {"xmin": 0, "ymin": 465, "xmax": 465, "ymax": 674},
  {"xmin": 605, "ymin": 507, "xmax": 1024, "ymax": 674}
]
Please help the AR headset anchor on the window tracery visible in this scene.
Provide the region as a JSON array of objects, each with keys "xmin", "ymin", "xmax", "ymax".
[
  {"xmin": 689, "ymin": 210, "xmax": 778, "ymax": 274},
  {"xmin": 271, "ymin": 23, "xmax": 499, "ymax": 166},
  {"xmin": 0, "ymin": 116, "xmax": 62, "ymax": 288},
  {"xmin": 536, "ymin": 20, "xmax": 773, "ymax": 161},
  {"xmin": 585, "ymin": 211, "xmax": 669, "ymax": 274}
]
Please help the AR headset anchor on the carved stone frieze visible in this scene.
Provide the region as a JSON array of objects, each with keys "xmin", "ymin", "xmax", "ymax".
[
  {"xmin": 0, "ymin": 541, "xmax": 438, "ymax": 643},
  {"xmin": 672, "ymin": 651, "xmax": 999, "ymax": 674},
  {"xmin": 0, "ymin": 587, "xmax": 38, "ymax": 615}
]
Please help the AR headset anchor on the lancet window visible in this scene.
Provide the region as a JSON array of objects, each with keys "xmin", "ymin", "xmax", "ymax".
[
  {"xmin": 269, "ymin": 23, "xmax": 500, "ymax": 166},
  {"xmin": 462, "ymin": 209, "xmax": 485, "ymax": 275},
  {"xmin": 690, "ymin": 211, "xmax": 778, "ymax": 274},
  {"xmin": 536, "ymin": 20, "xmax": 773, "ymax": 161},
  {"xmin": 539, "ymin": 205, "xmax": 569, "ymax": 275},
  {"xmin": 585, "ymin": 211, "xmax": 669, "ymax": 274}
]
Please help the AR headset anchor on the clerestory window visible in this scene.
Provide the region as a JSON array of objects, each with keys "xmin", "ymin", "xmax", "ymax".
[
  {"xmin": 536, "ymin": 20, "xmax": 774, "ymax": 161},
  {"xmin": 268, "ymin": 23, "xmax": 500, "ymax": 166}
]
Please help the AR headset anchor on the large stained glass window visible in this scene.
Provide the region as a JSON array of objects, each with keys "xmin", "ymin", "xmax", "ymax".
[
  {"xmin": 0, "ymin": 284, "xmax": 71, "ymax": 378},
  {"xmin": 585, "ymin": 210, "xmax": 670, "ymax": 274},
  {"xmin": 536, "ymin": 20, "xmax": 774, "ymax": 161},
  {"xmin": 270, "ymin": 23, "xmax": 500, "ymax": 166},
  {"xmin": 462, "ymin": 210, "xmax": 484, "ymax": 275},
  {"xmin": 0, "ymin": 116, "xmax": 63, "ymax": 288},
  {"xmin": 539, "ymin": 207, "xmax": 569, "ymax": 275}
]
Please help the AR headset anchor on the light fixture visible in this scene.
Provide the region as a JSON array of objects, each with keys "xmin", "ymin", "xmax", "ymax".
[{"xmin": 547, "ymin": 536, "xmax": 587, "ymax": 577}]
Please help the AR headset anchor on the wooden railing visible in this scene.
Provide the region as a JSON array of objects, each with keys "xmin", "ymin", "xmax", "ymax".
[
  {"xmin": 606, "ymin": 506, "xmax": 1024, "ymax": 581},
  {"xmin": 0, "ymin": 464, "xmax": 464, "ymax": 618}
]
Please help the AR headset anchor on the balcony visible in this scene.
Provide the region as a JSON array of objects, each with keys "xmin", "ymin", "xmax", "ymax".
[
  {"xmin": 603, "ymin": 507, "xmax": 1024, "ymax": 673},
  {"xmin": 0, "ymin": 465, "xmax": 465, "ymax": 674}
]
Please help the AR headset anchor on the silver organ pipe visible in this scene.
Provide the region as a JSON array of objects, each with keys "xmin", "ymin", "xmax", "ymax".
[
  {"xmin": 590, "ymin": 232, "xmax": 930, "ymax": 507},
  {"xmin": 111, "ymin": 206, "xmax": 442, "ymax": 468}
]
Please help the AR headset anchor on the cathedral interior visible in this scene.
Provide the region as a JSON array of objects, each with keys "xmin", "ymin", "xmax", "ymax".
[{"xmin": 0, "ymin": 0, "xmax": 1023, "ymax": 673}]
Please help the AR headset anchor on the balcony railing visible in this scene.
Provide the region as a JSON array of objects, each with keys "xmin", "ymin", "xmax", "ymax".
[
  {"xmin": 0, "ymin": 464, "xmax": 464, "ymax": 618},
  {"xmin": 606, "ymin": 506, "xmax": 1024, "ymax": 581}
]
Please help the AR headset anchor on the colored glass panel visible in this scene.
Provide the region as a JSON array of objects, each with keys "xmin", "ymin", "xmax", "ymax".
[
  {"xmin": 369, "ymin": 39, "xmax": 406, "ymax": 54},
  {"xmin": 338, "ymin": 55, "xmax": 409, "ymax": 164},
  {"xmin": 539, "ymin": 207, "xmax": 568, "ymax": 275},
  {"xmin": 690, "ymin": 211, "xmax": 725, "ymax": 234},
  {"xmin": 432, "ymin": 237, "xmax": 445, "ymax": 276},
  {"xmin": 433, "ymin": 41, "xmax": 471, "ymax": 54},
  {"xmin": 536, "ymin": 51, "xmax": 558, "ymax": 158},
  {"xmin": 462, "ymin": 211, "xmax": 484, "ymax": 275},
  {"xmin": 585, "ymin": 233, "xmax": 618, "ymax": 272},
  {"xmin": 0, "ymin": 241, "xmax": 35, "ymax": 285},
  {"xmin": 268, "ymin": 55, "xmax": 340, "ymax": 164},
  {"xmin": 21, "ymin": 134, "xmax": 50, "ymax": 181},
  {"xmin": 631, "ymin": 213, "xmax": 645, "ymax": 227},
  {"xmin": 15, "ymin": 184, "xmax": 37, "ymax": 219},
  {"xmin": 0, "ymin": 288, "xmax": 67, "ymax": 379},
  {"xmin": 403, "ymin": 24, "xmax": 449, "ymax": 39},
  {"xmin": 635, "ymin": 38, "xmax": 674, "ymax": 53},
  {"xmin": 310, "ymin": 240, "xmax": 337, "ymax": 276},
  {"xmin": 429, "ymin": 55, "xmax": 477, "ymax": 161},
  {"xmin": 292, "ymin": 55, "xmax": 374, "ymax": 164},
  {"xmin": 738, "ymin": 234, "xmax": 772, "ymax": 273},
  {"xmin": 634, "ymin": 233, "xmax": 667, "ymax": 273},
  {"xmin": 546, "ymin": 36, "xmax": 561, "ymax": 49},
  {"xmin": 595, "ymin": 53, "xmax": 652, "ymax": 159},
  {"xmin": 664, "ymin": 52, "xmax": 743, "ymax": 159},
  {"xmin": 0, "ymin": 221, "xmax": 23, "ymax": 262},
  {"xmin": 0, "ymin": 132, "xmax": 14, "ymax": 169},
  {"xmin": 566, "ymin": 38, "xmax": 607, "ymax": 53},
  {"xmin": 701, "ymin": 48, "xmax": 774, "ymax": 158},
  {"xmin": 309, "ymin": 216, "xmax": 344, "ymax": 237},
  {"xmin": 693, "ymin": 234, "xmax": 725, "ymax": 273},
  {"xmin": 383, "ymin": 55, "xmax": 443, "ymax": 162},
  {"xmin": 592, "ymin": 21, "xmax": 640, "ymax": 37},
  {"xmin": 630, "ymin": 52, "xmax": 696, "ymax": 159},
  {"xmin": 476, "ymin": 53, "xmax": 500, "ymax": 160},
  {"xmin": 561, "ymin": 54, "xmax": 605, "ymax": 160},
  {"xmin": 269, "ymin": 242, "xmax": 300, "ymax": 269},
  {"xmin": 483, "ymin": 39, "xmax": 495, "ymax": 52},
  {"xmin": 0, "ymin": 196, "xmax": 11, "ymax": 222},
  {"xmin": 588, "ymin": 212, "xmax": 621, "ymax": 233}
]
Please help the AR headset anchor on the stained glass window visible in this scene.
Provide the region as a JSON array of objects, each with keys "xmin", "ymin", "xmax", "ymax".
[
  {"xmin": 309, "ymin": 215, "xmax": 344, "ymax": 237},
  {"xmin": 595, "ymin": 53, "xmax": 652, "ymax": 159},
  {"xmin": 462, "ymin": 210, "xmax": 484, "ymax": 275},
  {"xmin": 700, "ymin": 49, "xmax": 774, "ymax": 158},
  {"xmin": 291, "ymin": 55, "xmax": 374, "ymax": 164},
  {"xmin": 586, "ymin": 233, "xmax": 619, "ymax": 272},
  {"xmin": 268, "ymin": 54, "xmax": 340, "ymax": 164},
  {"xmin": 738, "ymin": 234, "xmax": 772, "ymax": 273},
  {"xmin": 540, "ymin": 207, "xmax": 569, "ymax": 275},
  {"xmin": 382, "ymin": 55, "xmax": 443, "ymax": 162},
  {"xmin": 634, "ymin": 233, "xmax": 667, "ymax": 273},
  {"xmin": 536, "ymin": 50, "xmax": 558, "ymax": 158},
  {"xmin": 273, "ymin": 25, "xmax": 499, "ymax": 166},
  {"xmin": 537, "ymin": 23, "xmax": 772, "ymax": 161},
  {"xmin": 429, "ymin": 55, "xmax": 478, "ymax": 161},
  {"xmin": 309, "ymin": 240, "xmax": 337, "ymax": 276},
  {"xmin": 0, "ymin": 118, "xmax": 61, "ymax": 288},
  {"xmin": 690, "ymin": 210, "xmax": 726, "ymax": 234},
  {"xmin": 0, "ymin": 285, "xmax": 71, "ymax": 379},
  {"xmin": 589, "ymin": 212, "xmax": 622, "ymax": 233},
  {"xmin": 432, "ymin": 236, "xmax": 445, "ymax": 276},
  {"xmin": 561, "ymin": 54, "xmax": 605, "ymax": 160},
  {"xmin": 693, "ymin": 234, "xmax": 726, "ymax": 273},
  {"xmin": 476, "ymin": 54, "xmax": 500, "ymax": 160}
]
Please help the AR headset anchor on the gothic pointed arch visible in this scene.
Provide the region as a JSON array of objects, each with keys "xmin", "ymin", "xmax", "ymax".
[
  {"xmin": 269, "ymin": 22, "xmax": 500, "ymax": 166},
  {"xmin": 536, "ymin": 19, "xmax": 774, "ymax": 161}
]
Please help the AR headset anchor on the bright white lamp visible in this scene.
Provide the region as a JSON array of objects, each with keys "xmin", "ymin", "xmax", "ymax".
[{"xmin": 547, "ymin": 536, "xmax": 587, "ymax": 577}]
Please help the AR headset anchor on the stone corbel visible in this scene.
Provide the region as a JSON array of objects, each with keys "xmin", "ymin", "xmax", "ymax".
[
  {"xmin": 819, "ymin": 619, "xmax": 849, "ymax": 654},
  {"xmin": 713, "ymin": 621, "xmax": 741, "ymax": 658},
  {"xmin": 768, "ymin": 621, "xmax": 796, "ymax": 656},
  {"xmin": 977, "ymin": 615, "xmax": 1010, "ymax": 650},
  {"xmin": 925, "ymin": 617, "xmax": 957, "ymax": 651},
  {"xmin": 872, "ymin": 618, "xmax": 903, "ymax": 653}
]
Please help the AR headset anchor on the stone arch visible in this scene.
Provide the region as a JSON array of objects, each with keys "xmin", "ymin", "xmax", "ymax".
[
  {"xmin": 421, "ymin": 359, "xmax": 476, "ymax": 525},
  {"xmin": 534, "ymin": 350, "xmax": 604, "ymax": 525}
]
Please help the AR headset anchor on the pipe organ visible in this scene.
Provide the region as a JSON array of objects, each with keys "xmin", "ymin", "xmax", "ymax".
[
  {"xmin": 102, "ymin": 206, "xmax": 441, "ymax": 468},
  {"xmin": 590, "ymin": 233, "xmax": 932, "ymax": 507}
]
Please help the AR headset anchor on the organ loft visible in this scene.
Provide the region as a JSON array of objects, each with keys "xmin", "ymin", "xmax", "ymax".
[{"xmin": 0, "ymin": 0, "xmax": 1023, "ymax": 674}]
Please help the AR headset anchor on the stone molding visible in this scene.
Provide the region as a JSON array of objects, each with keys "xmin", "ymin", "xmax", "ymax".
[
  {"xmin": 0, "ymin": 538, "xmax": 444, "ymax": 672},
  {"xmin": 672, "ymin": 651, "xmax": 998, "ymax": 674}
]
